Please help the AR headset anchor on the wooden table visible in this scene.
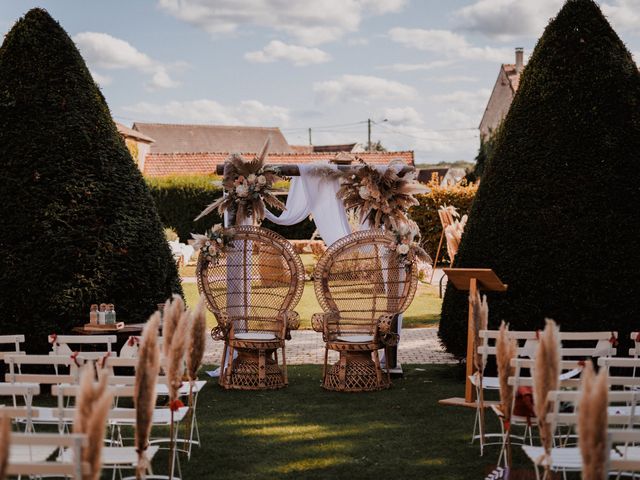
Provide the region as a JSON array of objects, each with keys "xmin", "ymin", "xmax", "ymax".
[{"xmin": 71, "ymin": 323, "xmax": 145, "ymax": 352}]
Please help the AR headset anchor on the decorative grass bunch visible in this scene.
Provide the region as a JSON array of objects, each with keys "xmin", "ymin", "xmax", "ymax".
[
  {"xmin": 73, "ymin": 364, "xmax": 113, "ymax": 480},
  {"xmin": 135, "ymin": 313, "xmax": 161, "ymax": 480},
  {"xmin": 533, "ymin": 318, "xmax": 561, "ymax": 475},
  {"xmin": 496, "ymin": 321, "xmax": 517, "ymax": 467},
  {"xmin": 0, "ymin": 415, "xmax": 9, "ymax": 480},
  {"xmin": 470, "ymin": 291, "xmax": 489, "ymax": 444},
  {"xmin": 195, "ymin": 139, "xmax": 284, "ymax": 225},
  {"xmin": 191, "ymin": 223, "xmax": 236, "ymax": 266},
  {"xmin": 578, "ymin": 361, "xmax": 608, "ymax": 480},
  {"xmin": 388, "ymin": 220, "xmax": 431, "ymax": 266},
  {"xmin": 337, "ymin": 159, "xmax": 428, "ymax": 230}
]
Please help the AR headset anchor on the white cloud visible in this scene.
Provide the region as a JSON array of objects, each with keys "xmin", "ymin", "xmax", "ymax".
[
  {"xmin": 602, "ymin": 0, "xmax": 640, "ymax": 33},
  {"xmin": 347, "ymin": 37, "xmax": 369, "ymax": 46},
  {"xmin": 245, "ymin": 40, "xmax": 330, "ymax": 66},
  {"xmin": 377, "ymin": 60, "xmax": 454, "ymax": 72},
  {"xmin": 388, "ymin": 27, "xmax": 511, "ymax": 62},
  {"xmin": 430, "ymin": 75, "xmax": 479, "ymax": 83},
  {"xmin": 123, "ymin": 99, "xmax": 290, "ymax": 126},
  {"xmin": 73, "ymin": 32, "xmax": 181, "ymax": 89},
  {"xmin": 430, "ymin": 88, "xmax": 492, "ymax": 105},
  {"xmin": 454, "ymin": 0, "xmax": 561, "ymax": 40},
  {"xmin": 380, "ymin": 106, "xmax": 424, "ymax": 126},
  {"xmin": 89, "ymin": 71, "xmax": 112, "ymax": 87},
  {"xmin": 313, "ymin": 74, "xmax": 416, "ymax": 104},
  {"xmin": 157, "ymin": 0, "xmax": 406, "ymax": 45}
]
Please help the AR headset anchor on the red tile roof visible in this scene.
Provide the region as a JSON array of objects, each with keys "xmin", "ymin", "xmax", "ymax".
[
  {"xmin": 116, "ymin": 122, "xmax": 155, "ymax": 143},
  {"xmin": 143, "ymin": 151, "xmax": 415, "ymax": 177}
]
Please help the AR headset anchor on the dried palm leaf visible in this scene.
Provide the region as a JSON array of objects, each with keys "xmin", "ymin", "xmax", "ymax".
[{"xmin": 135, "ymin": 313, "xmax": 161, "ymax": 480}]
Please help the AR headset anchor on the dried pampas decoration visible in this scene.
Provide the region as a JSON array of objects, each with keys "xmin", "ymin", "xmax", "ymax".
[
  {"xmin": 135, "ymin": 313, "xmax": 161, "ymax": 480},
  {"xmin": 195, "ymin": 138, "xmax": 284, "ymax": 225},
  {"xmin": 166, "ymin": 304, "xmax": 188, "ymax": 479},
  {"xmin": 533, "ymin": 318, "xmax": 561, "ymax": 476},
  {"xmin": 470, "ymin": 291, "xmax": 489, "ymax": 443},
  {"xmin": 496, "ymin": 321, "xmax": 517, "ymax": 467},
  {"xmin": 579, "ymin": 361, "xmax": 608, "ymax": 480},
  {"xmin": 73, "ymin": 364, "xmax": 113, "ymax": 480},
  {"xmin": 0, "ymin": 415, "xmax": 10, "ymax": 480},
  {"xmin": 184, "ymin": 296, "xmax": 207, "ymax": 451},
  {"xmin": 162, "ymin": 295, "xmax": 185, "ymax": 361}
]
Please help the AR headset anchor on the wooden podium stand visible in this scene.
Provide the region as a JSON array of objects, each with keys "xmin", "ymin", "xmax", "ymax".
[{"xmin": 439, "ymin": 268, "xmax": 507, "ymax": 407}]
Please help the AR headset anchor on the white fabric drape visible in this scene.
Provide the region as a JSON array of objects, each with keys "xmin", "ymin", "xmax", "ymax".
[{"xmin": 264, "ymin": 163, "xmax": 351, "ymax": 247}]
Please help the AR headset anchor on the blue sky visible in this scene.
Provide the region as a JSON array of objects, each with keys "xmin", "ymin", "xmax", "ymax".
[{"xmin": 2, "ymin": 0, "xmax": 640, "ymax": 164}]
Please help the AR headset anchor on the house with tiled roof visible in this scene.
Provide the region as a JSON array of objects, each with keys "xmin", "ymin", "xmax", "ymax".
[
  {"xmin": 116, "ymin": 122, "xmax": 155, "ymax": 169},
  {"xmin": 142, "ymin": 151, "xmax": 415, "ymax": 177},
  {"xmin": 479, "ymin": 48, "xmax": 525, "ymax": 140}
]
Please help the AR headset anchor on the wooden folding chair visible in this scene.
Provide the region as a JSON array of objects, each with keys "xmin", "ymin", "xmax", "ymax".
[
  {"xmin": 49, "ymin": 334, "xmax": 118, "ymax": 360},
  {"xmin": 0, "ymin": 334, "xmax": 25, "ymax": 362}
]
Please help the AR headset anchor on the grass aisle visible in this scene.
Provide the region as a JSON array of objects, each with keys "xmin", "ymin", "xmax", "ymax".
[{"xmin": 180, "ymin": 364, "xmax": 504, "ymax": 480}]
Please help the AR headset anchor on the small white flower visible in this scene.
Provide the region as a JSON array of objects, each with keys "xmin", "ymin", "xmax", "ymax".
[
  {"xmin": 212, "ymin": 224, "xmax": 222, "ymax": 233},
  {"xmin": 247, "ymin": 174, "xmax": 257, "ymax": 183},
  {"xmin": 257, "ymin": 175, "xmax": 267, "ymax": 185},
  {"xmin": 216, "ymin": 238, "xmax": 223, "ymax": 244},
  {"xmin": 359, "ymin": 185, "xmax": 371, "ymax": 199},
  {"xmin": 397, "ymin": 244, "xmax": 410, "ymax": 255},
  {"xmin": 236, "ymin": 184, "xmax": 249, "ymax": 197}
]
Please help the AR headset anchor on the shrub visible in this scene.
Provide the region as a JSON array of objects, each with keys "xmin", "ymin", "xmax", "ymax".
[
  {"xmin": 147, "ymin": 175, "xmax": 316, "ymax": 241},
  {"xmin": 0, "ymin": 9, "xmax": 182, "ymax": 353},
  {"xmin": 439, "ymin": 0, "xmax": 640, "ymax": 359},
  {"xmin": 410, "ymin": 180, "xmax": 477, "ymax": 264}
]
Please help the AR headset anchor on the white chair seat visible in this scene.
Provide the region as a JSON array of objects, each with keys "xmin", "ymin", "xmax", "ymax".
[
  {"xmin": 156, "ymin": 379, "xmax": 206, "ymax": 396},
  {"xmin": 336, "ymin": 335, "xmax": 374, "ymax": 343},
  {"xmin": 15, "ymin": 407, "xmax": 58, "ymax": 424},
  {"xmin": 234, "ymin": 333, "xmax": 276, "ymax": 341},
  {"xmin": 523, "ymin": 446, "xmax": 621, "ymax": 470},
  {"xmin": 61, "ymin": 445, "xmax": 160, "ymax": 466},
  {"xmin": 10, "ymin": 444, "xmax": 56, "ymax": 462},
  {"xmin": 469, "ymin": 374, "xmax": 499, "ymax": 389},
  {"xmin": 110, "ymin": 406, "xmax": 188, "ymax": 425}
]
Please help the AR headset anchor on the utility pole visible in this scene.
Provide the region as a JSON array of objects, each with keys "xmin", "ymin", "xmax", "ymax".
[
  {"xmin": 308, "ymin": 127, "xmax": 312, "ymax": 146},
  {"xmin": 367, "ymin": 118, "xmax": 371, "ymax": 151}
]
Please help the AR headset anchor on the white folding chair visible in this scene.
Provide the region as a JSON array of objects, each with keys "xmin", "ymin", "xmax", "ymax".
[
  {"xmin": 49, "ymin": 334, "xmax": 118, "ymax": 361},
  {"xmin": 0, "ymin": 334, "xmax": 25, "ymax": 362}
]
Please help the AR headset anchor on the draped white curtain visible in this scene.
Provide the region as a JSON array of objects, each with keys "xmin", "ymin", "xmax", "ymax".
[{"xmin": 263, "ymin": 163, "xmax": 351, "ymax": 247}]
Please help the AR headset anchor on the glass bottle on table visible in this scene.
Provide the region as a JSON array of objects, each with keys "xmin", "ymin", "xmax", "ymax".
[
  {"xmin": 89, "ymin": 304, "xmax": 98, "ymax": 325},
  {"xmin": 105, "ymin": 304, "xmax": 115, "ymax": 325},
  {"xmin": 98, "ymin": 303, "xmax": 107, "ymax": 325}
]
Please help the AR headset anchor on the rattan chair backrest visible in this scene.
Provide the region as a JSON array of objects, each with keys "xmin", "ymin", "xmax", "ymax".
[
  {"xmin": 313, "ymin": 229, "xmax": 418, "ymax": 335},
  {"xmin": 196, "ymin": 226, "xmax": 305, "ymax": 334}
]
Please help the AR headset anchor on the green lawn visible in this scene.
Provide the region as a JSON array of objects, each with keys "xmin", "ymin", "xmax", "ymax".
[
  {"xmin": 182, "ymin": 282, "xmax": 442, "ymax": 329},
  {"xmin": 157, "ymin": 364, "xmax": 537, "ymax": 480}
]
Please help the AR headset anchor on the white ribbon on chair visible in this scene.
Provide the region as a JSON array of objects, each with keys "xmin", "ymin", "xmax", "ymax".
[{"xmin": 263, "ymin": 163, "xmax": 351, "ymax": 246}]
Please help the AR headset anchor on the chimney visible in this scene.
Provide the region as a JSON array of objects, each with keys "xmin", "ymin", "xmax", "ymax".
[{"xmin": 515, "ymin": 47, "xmax": 524, "ymax": 73}]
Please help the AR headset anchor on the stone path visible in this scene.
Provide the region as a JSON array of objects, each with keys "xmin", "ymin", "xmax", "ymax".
[{"xmin": 203, "ymin": 327, "xmax": 457, "ymax": 365}]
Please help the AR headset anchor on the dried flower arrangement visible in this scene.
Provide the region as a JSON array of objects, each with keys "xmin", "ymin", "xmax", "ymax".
[
  {"xmin": 470, "ymin": 291, "xmax": 489, "ymax": 446},
  {"xmin": 191, "ymin": 224, "xmax": 235, "ymax": 266},
  {"xmin": 496, "ymin": 321, "xmax": 517, "ymax": 467},
  {"xmin": 336, "ymin": 159, "xmax": 428, "ymax": 230},
  {"xmin": 387, "ymin": 220, "xmax": 431, "ymax": 267},
  {"xmin": 195, "ymin": 139, "xmax": 284, "ymax": 225},
  {"xmin": 184, "ymin": 296, "xmax": 206, "ymax": 452}
]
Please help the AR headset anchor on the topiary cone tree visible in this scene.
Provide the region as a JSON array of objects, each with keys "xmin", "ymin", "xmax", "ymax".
[
  {"xmin": 439, "ymin": 0, "xmax": 640, "ymax": 358},
  {"xmin": 0, "ymin": 9, "xmax": 182, "ymax": 353}
]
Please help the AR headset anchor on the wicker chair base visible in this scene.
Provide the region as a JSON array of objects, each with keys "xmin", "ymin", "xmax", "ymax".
[
  {"xmin": 222, "ymin": 350, "xmax": 287, "ymax": 390},
  {"xmin": 323, "ymin": 352, "xmax": 390, "ymax": 392}
]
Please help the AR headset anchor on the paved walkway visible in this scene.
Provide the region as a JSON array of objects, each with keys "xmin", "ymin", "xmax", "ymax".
[{"xmin": 203, "ymin": 327, "xmax": 457, "ymax": 365}]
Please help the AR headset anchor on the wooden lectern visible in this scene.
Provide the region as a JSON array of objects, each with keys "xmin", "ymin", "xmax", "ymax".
[{"xmin": 439, "ymin": 268, "xmax": 507, "ymax": 407}]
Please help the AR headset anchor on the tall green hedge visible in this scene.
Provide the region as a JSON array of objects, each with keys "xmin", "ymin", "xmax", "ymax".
[
  {"xmin": 0, "ymin": 9, "xmax": 181, "ymax": 353},
  {"xmin": 146, "ymin": 175, "xmax": 316, "ymax": 241},
  {"xmin": 439, "ymin": 0, "xmax": 640, "ymax": 358}
]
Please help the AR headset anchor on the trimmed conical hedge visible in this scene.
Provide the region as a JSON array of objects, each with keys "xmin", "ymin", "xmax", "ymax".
[
  {"xmin": 0, "ymin": 9, "xmax": 182, "ymax": 353},
  {"xmin": 439, "ymin": 0, "xmax": 640, "ymax": 358}
]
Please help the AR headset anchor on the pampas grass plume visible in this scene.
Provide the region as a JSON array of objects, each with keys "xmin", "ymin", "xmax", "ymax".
[
  {"xmin": 135, "ymin": 313, "xmax": 161, "ymax": 480},
  {"xmin": 0, "ymin": 415, "xmax": 10, "ymax": 480},
  {"xmin": 579, "ymin": 361, "xmax": 609, "ymax": 480},
  {"xmin": 187, "ymin": 296, "xmax": 207, "ymax": 382},
  {"xmin": 162, "ymin": 295, "xmax": 184, "ymax": 361},
  {"xmin": 534, "ymin": 318, "xmax": 561, "ymax": 466},
  {"xmin": 496, "ymin": 321, "xmax": 517, "ymax": 421}
]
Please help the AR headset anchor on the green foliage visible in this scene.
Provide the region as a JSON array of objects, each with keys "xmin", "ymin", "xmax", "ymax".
[
  {"xmin": 439, "ymin": 0, "xmax": 640, "ymax": 358},
  {"xmin": 410, "ymin": 182, "xmax": 477, "ymax": 264},
  {"xmin": 0, "ymin": 9, "xmax": 181, "ymax": 352},
  {"xmin": 146, "ymin": 175, "xmax": 224, "ymax": 242},
  {"xmin": 147, "ymin": 175, "xmax": 316, "ymax": 241},
  {"xmin": 467, "ymin": 129, "xmax": 499, "ymax": 183}
]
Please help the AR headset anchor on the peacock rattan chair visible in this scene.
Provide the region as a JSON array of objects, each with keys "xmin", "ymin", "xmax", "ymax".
[
  {"xmin": 196, "ymin": 226, "xmax": 305, "ymax": 390},
  {"xmin": 312, "ymin": 229, "xmax": 419, "ymax": 392}
]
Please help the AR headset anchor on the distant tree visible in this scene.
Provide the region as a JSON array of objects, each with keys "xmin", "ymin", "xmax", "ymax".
[
  {"xmin": 439, "ymin": 0, "xmax": 640, "ymax": 358},
  {"xmin": 368, "ymin": 140, "xmax": 387, "ymax": 152},
  {"xmin": 0, "ymin": 9, "xmax": 182, "ymax": 353}
]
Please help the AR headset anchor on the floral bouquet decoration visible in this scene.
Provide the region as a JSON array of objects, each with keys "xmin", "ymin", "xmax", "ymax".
[
  {"xmin": 195, "ymin": 139, "xmax": 285, "ymax": 225},
  {"xmin": 191, "ymin": 224, "xmax": 235, "ymax": 266},
  {"xmin": 336, "ymin": 158, "xmax": 428, "ymax": 230},
  {"xmin": 388, "ymin": 220, "xmax": 432, "ymax": 270}
]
